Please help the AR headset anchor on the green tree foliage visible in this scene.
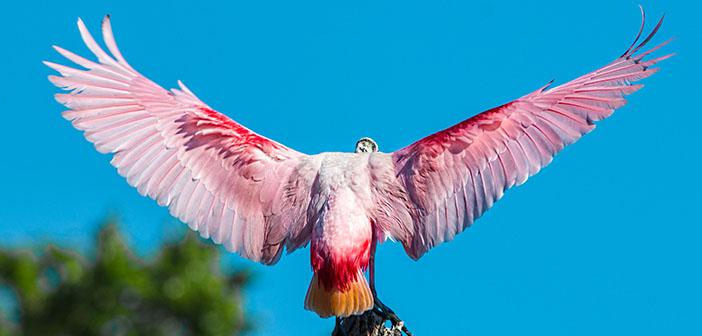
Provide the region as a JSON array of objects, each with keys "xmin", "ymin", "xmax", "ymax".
[{"xmin": 0, "ymin": 220, "xmax": 251, "ymax": 336}]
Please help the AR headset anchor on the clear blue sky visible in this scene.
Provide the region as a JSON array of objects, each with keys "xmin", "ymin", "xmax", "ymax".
[{"xmin": 1, "ymin": 1, "xmax": 699, "ymax": 335}]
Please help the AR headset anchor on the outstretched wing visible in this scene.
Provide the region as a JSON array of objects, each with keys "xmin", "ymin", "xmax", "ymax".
[
  {"xmin": 46, "ymin": 16, "xmax": 316, "ymax": 264},
  {"xmin": 374, "ymin": 12, "xmax": 672, "ymax": 260}
]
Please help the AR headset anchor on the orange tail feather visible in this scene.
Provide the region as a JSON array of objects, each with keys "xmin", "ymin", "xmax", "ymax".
[{"xmin": 304, "ymin": 270, "xmax": 374, "ymax": 318}]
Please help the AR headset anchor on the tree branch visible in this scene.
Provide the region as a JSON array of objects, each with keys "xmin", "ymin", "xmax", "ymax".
[{"xmin": 332, "ymin": 310, "xmax": 411, "ymax": 336}]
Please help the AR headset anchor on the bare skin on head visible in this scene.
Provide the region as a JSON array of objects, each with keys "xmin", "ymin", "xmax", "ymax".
[{"xmin": 355, "ymin": 137, "xmax": 378, "ymax": 153}]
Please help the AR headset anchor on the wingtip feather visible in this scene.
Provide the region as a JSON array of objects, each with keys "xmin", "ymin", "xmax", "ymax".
[
  {"xmin": 43, "ymin": 60, "xmax": 62, "ymax": 73},
  {"xmin": 621, "ymin": 5, "xmax": 646, "ymax": 58}
]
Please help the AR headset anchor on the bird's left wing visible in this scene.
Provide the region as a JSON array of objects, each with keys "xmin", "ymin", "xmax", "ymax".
[
  {"xmin": 46, "ymin": 17, "xmax": 316, "ymax": 264},
  {"xmin": 371, "ymin": 13, "xmax": 672, "ymax": 260}
]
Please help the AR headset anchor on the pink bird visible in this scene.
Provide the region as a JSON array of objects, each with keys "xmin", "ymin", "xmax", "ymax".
[{"xmin": 46, "ymin": 11, "xmax": 670, "ymax": 325}]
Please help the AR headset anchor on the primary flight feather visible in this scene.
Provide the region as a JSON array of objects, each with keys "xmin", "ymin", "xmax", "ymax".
[{"xmin": 46, "ymin": 12, "xmax": 671, "ymax": 320}]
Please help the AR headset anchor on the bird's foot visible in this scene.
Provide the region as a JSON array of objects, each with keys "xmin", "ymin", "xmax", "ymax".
[{"xmin": 372, "ymin": 297, "xmax": 412, "ymax": 336}]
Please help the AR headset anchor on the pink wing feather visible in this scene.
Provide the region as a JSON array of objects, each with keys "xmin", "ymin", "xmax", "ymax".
[
  {"xmin": 46, "ymin": 16, "xmax": 314, "ymax": 264},
  {"xmin": 379, "ymin": 12, "xmax": 672, "ymax": 260}
]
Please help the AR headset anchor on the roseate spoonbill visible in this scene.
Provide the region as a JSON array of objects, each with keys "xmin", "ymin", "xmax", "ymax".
[{"xmin": 46, "ymin": 10, "xmax": 670, "ymax": 326}]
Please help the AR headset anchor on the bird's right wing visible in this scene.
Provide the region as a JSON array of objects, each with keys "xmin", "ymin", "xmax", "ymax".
[
  {"xmin": 46, "ymin": 17, "xmax": 317, "ymax": 264},
  {"xmin": 371, "ymin": 11, "xmax": 672, "ymax": 260}
]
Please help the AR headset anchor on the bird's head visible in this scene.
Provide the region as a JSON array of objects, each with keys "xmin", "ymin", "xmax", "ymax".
[{"xmin": 355, "ymin": 137, "xmax": 378, "ymax": 153}]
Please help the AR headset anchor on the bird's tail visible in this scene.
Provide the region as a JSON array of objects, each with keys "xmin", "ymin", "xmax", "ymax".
[{"xmin": 304, "ymin": 270, "xmax": 374, "ymax": 318}]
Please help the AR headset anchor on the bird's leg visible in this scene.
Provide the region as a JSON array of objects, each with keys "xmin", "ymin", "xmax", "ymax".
[
  {"xmin": 369, "ymin": 249, "xmax": 402, "ymax": 327},
  {"xmin": 368, "ymin": 226, "xmax": 412, "ymax": 336},
  {"xmin": 333, "ymin": 317, "xmax": 348, "ymax": 336}
]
